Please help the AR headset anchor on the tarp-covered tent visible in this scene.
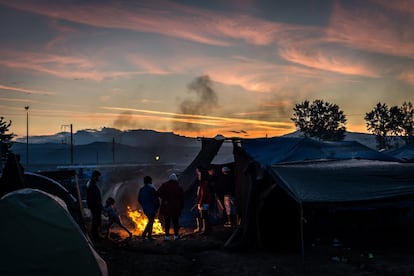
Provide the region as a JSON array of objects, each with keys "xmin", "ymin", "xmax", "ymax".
[
  {"xmin": 178, "ymin": 137, "xmax": 224, "ymax": 192},
  {"xmin": 177, "ymin": 137, "xmax": 224, "ymax": 227},
  {"xmin": 270, "ymin": 160, "xmax": 414, "ymax": 202},
  {"xmin": 241, "ymin": 136, "xmax": 398, "ymax": 165},
  {"xmin": 386, "ymin": 142, "xmax": 414, "ymax": 162},
  {"xmin": 210, "ymin": 140, "xmax": 235, "ymax": 165},
  {"xmin": 0, "ymin": 188, "xmax": 107, "ymax": 276},
  {"xmin": 231, "ymin": 137, "xmax": 414, "ymax": 255}
]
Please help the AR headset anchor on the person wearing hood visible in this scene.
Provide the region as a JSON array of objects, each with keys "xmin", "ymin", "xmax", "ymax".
[{"xmin": 157, "ymin": 173, "xmax": 184, "ymax": 241}]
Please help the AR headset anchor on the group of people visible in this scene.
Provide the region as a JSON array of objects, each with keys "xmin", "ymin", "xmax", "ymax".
[
  {"xmin": 86, "ymin": 171, "xmax": 184, "ymax": 242},
  {"xmin": 86, "ymin": 164, "xmax": 238, "ymax": 242},
  {"xmin": 86, "ymin": 170, "xmax": 134, "ymax": 240},
  {"xmin": 138, "ymin": 173, "xmax": 184, "ymax": 241},
  {"xmin": 194, "ymin": 164, "xmax": 238, "ymax": 235}
]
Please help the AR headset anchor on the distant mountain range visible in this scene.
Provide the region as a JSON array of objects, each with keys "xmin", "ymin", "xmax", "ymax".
[
  {"xmin": 11, "ymin": 128, "xmax": 202, "ymax": 170},
  {"xmin": 14, "ymin": 127, "xmax": 381, "ymax": 148},
  {"xmin": 10, "ymin": 127, "xmax": 406, "ymax": 171},
  {"xmin": 14, "ymin": 127, "xmax": 199, "ymax": 147}
]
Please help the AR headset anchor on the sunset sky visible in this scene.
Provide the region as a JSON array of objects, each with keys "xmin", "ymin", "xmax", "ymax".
[{"xmin": 1, "ymin": 0, "xmax": 414, "ymax": 139}]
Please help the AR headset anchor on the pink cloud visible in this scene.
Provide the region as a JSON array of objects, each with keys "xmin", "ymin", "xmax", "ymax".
[
  {"xmin": 0, "ymin": 49, "xmax": 142, "ymax": 81},
  {"xmin": 398, "ymin": 71, "xmax": 414, "ymax": 85},
  {"xmin": 278, "ymin": 47, "xmax": 381, "ymax": 77},
  {"xmin": 326, "ymin": 1, "xmax": 414, "ymax": 58},
  {"xmin": 0, "ymin": 0, "xmax": 286, "ymax": 47}
]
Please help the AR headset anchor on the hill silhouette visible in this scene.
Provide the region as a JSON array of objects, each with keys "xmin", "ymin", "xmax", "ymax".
[
  {"xmin": 11, "ymin": 128, "xmax": 407, "ymax": 171},
  {"xmin": 11, "ymin": 128, "xmax": 200, "ymax": 171}
]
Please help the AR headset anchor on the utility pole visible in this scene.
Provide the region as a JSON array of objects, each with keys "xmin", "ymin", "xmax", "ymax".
[
  {"xmin": 61, "ymin": 124, "xmax": 74, "ymax": 164},
  {"xmin": 70, "ymin": 124, "xmax": 74, "ymax": 164},
  {"xmin": 112, "ymin": 137, "xmax": 115, "ymax": 163},
  {"xmin": 24, "ymin": 106, "xmax": 29, "ymax": 165}
]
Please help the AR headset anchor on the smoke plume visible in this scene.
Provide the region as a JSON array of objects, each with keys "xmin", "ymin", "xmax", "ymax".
[
  {"xmin": 174, "ymin": 75, "xmax": 219, "ymax": 132},
  {"xmin": 113, "ymin": 112, "xmax": 138, "ymax": 129}
]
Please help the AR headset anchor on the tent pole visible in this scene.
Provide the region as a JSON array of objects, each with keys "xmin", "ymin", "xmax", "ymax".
[{"xmin": 74, "ymin": 173, "xmax": 87, "ymax": 232}]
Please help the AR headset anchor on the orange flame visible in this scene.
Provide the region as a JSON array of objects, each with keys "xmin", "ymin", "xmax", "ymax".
[{"xmin": 127, "ymin": 206, "xmax": 164, "ymax": 236}]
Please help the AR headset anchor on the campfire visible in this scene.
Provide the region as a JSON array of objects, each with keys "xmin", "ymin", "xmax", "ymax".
[{"xmin": 127, "ymin": 206, "xmax": 164, "ymax": 236}]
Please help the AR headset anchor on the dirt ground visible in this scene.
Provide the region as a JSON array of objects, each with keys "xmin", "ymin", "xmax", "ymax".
[{"xmin": 92, "ymin": 224, "xmax": 414, "ymax": 276}]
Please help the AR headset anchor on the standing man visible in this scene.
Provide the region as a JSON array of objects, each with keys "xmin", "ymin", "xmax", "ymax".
[
  {"xmin": 86, "ymin": 170, "xmax": 103, "ymax": 240},
  {"xmin": 157, "ymin": 173, "xmax": 184, "ymax": 241},
  {"xmin": 138, "ymin": 175, "xmax": 160, "ymax": 240}
]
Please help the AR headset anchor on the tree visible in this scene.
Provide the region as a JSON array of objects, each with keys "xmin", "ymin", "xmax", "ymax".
[
  {"xmin": 364, "ymin": 102, "xmax": 393, "ymax": 150},
  {"xmin": 399, "ymin": 101, "xmax": 414, "ymax": 145},
  {"xmin": 0, "ymin": 117, "xmax": 15, "ymax": 166},
  {"xmin": 365, "ymin": 102, "xmax": 414, "ymax": 149},
  {"xmin": 388, "ymin": 105, "xmax": 404, "ymax": 136},
  {"xmin": 291, "ymin": 99, "xmax": 347, "ymax": 141}
]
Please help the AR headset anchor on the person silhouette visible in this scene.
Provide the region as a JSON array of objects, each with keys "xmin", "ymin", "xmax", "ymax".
[{"xmin": 138, "ymin": 175, "xmax": 160, "ymax": 240}]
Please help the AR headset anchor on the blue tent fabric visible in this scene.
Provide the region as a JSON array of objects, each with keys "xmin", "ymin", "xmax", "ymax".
[
  {"xmin": 270, "ymin": 160, "xmax": 414, "ymax": 203},
  {"xmin": 241, "ymin": 137, "xmax": 398, "ymax": 165},
  {"xmin": 386, "ymin": 143, "xmax": 414, "ymax": 162},
  {"xmin": 239, "ymin": 137, "xmax": 414, "ymax": 205},
  {"xmin": 233, "ymin": 137, "xmax": 414, "ymax": 254}
]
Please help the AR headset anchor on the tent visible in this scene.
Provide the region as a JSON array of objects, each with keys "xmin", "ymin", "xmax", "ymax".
[
  {"xmin": 240, "ymin": 136, "xmax": 398, "ymax": 165},
  {"xmin": 178, "ymin": 137, "xmax": 224, "ymax": 192},
  {"xmin": 230, "ymin": 136, "xmax": 414, "ymax": 255},
  {"xmin": 177, "ymin": 137, "xmax": 225, "ymax": 227},
  {"xmin": 24, "ymin": 171, "xmax": 86, "ymax": 233},
  {"xmin": 0, "ymin": 188, "xmax": 107, "ymax": 276},
  {"xmin": 270, "ymin": 160, "xmax": 414, "ymax": 203},
  {"xmin": 386, "ymin": 142, "xmax": 414, "ymax": 162}
]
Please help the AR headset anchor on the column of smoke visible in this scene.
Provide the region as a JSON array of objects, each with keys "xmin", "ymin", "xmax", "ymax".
[
  {"xmin": 174, "ymin": 75, "xmax": 219, "ymax": 132},
  {"xmin": 104, "ymin": 75, "xmax": 219, "ymax": 225}
]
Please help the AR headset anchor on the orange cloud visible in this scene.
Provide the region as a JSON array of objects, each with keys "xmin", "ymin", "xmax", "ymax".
[
  {"xmin": 102, "ymin": 106, "xmax": 292, "ymax": 137},
  {"xmin": 102, "ymin": 106, "xmax": 290, "ymax": 126}
]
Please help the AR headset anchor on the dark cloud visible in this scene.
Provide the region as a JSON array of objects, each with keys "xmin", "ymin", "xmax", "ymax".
[{"xmin": 173, "ymin": 75, "xmax": 219, "ymax": 132}]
